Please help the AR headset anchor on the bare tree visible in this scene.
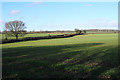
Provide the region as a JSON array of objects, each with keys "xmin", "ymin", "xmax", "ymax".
[{"xmin": 5, "ymin": 20, "xmax": 27, "ymax": 40}]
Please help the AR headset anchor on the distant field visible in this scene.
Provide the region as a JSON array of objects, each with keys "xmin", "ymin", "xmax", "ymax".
[
  {"xmin": 0, "ymin": 33, "xmax": 60, "ymax": 40},
  {"xmin": 0, "ymin": 32, "xmax": 75, "ymax": 40},
  {"xmin": 2, "ymin": 33, "xmax": 119, "ymax": 79}
]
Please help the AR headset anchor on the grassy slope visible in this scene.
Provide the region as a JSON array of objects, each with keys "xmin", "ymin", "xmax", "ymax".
[{"xmin": 2, "ymin": 34, "xmax": 119, "ymax": 79}]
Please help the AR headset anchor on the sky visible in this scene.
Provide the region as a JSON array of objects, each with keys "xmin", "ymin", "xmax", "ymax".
[{"xmin": 1, "ymin": 2, "xmax": 118, "ymax": 31}]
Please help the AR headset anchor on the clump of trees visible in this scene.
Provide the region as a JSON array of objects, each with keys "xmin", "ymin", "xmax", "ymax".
[
  {"xmin": 4, "ymin": 20, "xmax": 27, "ymax": 40},
  {"xmin": 75, "ymin": 29, "xmax": 86, "ymax": 34},
  {"xmin": 83, "ymin": 30, "xmax": 86, "ymax": 34},
  {"xmin": 75, "ymin": 29, "xmax": 82, "ymax": 34}
]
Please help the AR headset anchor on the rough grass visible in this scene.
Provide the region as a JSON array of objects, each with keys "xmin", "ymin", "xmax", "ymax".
[{"xmin": 2, "ymin": 33, "xmax": 119, "ymax": 79}]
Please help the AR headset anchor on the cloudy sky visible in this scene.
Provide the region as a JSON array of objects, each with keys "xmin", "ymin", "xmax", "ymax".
[{"xmin": 1, "ymin": 2, "xmax": 118, "ymax": 31}]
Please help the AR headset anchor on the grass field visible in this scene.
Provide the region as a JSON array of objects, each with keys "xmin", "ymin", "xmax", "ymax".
[
  {"xmin": 2, "ymin": 33, "xmax": 119, "ymax": 79},
  {"xmin": 0, "ymin": 33, "xmax": 59, "ymax": 40}
]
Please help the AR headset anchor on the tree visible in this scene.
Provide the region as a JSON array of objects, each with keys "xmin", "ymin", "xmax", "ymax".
[
  {"xmin": 83, "ymin": 30, "xmax": 86, "ymax": 34},
  {"xmin": 75, "ymin": 29, "xmax": 82, "ymax": 34},
  {"xmin": 5, "ymin": 20, "xmax": 27, "ymax": 40}
]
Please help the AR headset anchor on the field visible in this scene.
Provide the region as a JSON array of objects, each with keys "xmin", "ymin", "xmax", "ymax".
[
  {"xmin": 2, "ymin": 33, "xmax": 119, "ymax": 79},
  {"xmin": 0, "ymin": 33, "xmax": 59, "ymax": 40},
  {"xmin": 1, "ymin": 32, "xmax": 75, "ymax": 40}
]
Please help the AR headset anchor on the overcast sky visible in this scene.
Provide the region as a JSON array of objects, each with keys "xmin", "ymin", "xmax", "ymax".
[{"xmin": 1, "ymin": 2, "xmax": 118, "ymax": 31}]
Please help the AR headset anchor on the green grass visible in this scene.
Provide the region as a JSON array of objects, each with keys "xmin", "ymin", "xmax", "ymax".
[
  {"xmin": 1, "ymin": 33, "xmax": 59, "ymax": 40},
  {"xmin": 2, "ymin": 33, "xmax": 119, "ymax": 79}
]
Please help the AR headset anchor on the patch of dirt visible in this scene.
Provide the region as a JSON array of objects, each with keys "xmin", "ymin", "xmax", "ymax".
[
  {"xmin": 85, "ymin": 62, "xmax": 99, "ymax": 66},
  {"xmin": 16, "ymin": 55, "xmax": 27, "ymax": 58}
]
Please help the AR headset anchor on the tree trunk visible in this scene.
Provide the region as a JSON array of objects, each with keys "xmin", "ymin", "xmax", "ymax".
[
  {"xmin": 16, "ymin": 35, "xmax": 18, "ymax": 40},
  {"xmin": 5, "ymin": 37, "xmax": 7, "ymax": 40},
  {"xmin": 5, "ymin": 34, "xmax": 8, "ymax": 40}
]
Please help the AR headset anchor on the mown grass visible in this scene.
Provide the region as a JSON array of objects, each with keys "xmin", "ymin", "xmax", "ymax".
[{"xmin": 2, "ymin": 33, "xmax": 119, "ymax": 79}]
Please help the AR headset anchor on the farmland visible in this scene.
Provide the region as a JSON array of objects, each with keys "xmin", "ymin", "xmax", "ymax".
[
  {"xmin": 2, "ymin": 33, "xmax": 119, "ymax": 79},
  {"xmin": 0, "ymin": 33, "xmax": 60, "ymax": 40},
  {"xmin": 1, "ymin": 31, "xmax": 75, "ymax": 40}
]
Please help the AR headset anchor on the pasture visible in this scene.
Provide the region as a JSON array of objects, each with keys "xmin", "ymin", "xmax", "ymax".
[
  {"xmin": 0, "ymin": 33, "xmax": 58, "ymax": 40},
  {"xmin": 1, "ymin": 32, "xmax": 75, "ymax": 40},
  {"xmin": 2, "ymin": 33, "xmax": 119, "ymax": 79}
]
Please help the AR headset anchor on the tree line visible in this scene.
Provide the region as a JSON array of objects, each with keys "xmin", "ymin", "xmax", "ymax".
[
  {"xmin": 2, "ymin": 20, "xmax": 87, "ymax": 40},
  {"xmin": 2, "ymin": 20, "xmax": 118, "ymax": 40}
]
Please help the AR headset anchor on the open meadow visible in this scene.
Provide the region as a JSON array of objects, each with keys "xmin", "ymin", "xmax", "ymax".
[
  {"xmin": 1, "ymin": 31, "xmax": 75, "ymax": 40},
  {"xmin": 1, "ymin": 33, "xmax": 60, "ymax": 40},
  {"xmin": 2, "ymin": 33, "xmax": 119, "ymax": 79}
]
